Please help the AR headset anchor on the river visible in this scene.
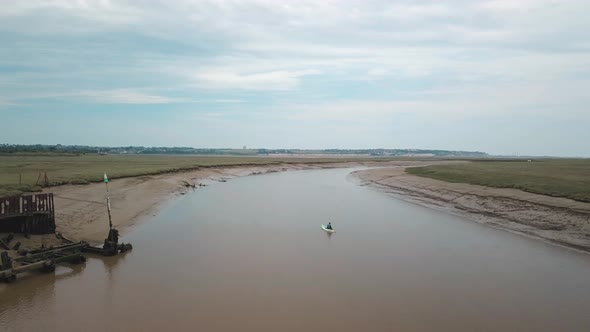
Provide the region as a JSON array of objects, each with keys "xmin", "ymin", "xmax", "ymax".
[{"xmin": 1, "ymin": 168, "xmax": 590, "ymax": 331}]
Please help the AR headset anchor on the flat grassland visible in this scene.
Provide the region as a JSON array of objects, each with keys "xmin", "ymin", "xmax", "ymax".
[
  {"xmin": 407, "ymin": 159, "xmax": 590, "ymax": 202},
  {"xmin": 0, "ymin": 154, "xmax": 386, "ymax": 197},
  {"xmin": 4, "ymin": 155, "xmax": 589, "ymax": 203}
]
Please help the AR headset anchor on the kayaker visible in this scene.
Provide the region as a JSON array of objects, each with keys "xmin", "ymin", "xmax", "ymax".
[{"xmin": 326, "ymin": 222, "xmax": 333, "ymax": 230}]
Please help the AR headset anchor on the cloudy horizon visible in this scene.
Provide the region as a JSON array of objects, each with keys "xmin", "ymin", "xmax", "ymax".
[{"xmin": 1, "ymin": 0, "xmax": 589, "ymax": 157}]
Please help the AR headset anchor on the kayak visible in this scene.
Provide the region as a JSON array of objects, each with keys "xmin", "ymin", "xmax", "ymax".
[{"xmin": 321, "ymin": 225, "xmax": 335, "ymax": 233}]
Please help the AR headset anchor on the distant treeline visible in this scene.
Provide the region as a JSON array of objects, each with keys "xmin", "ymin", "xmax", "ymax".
[{"xmin": 0, "ymin": 144, "xmax": 488, "ymax": 157}]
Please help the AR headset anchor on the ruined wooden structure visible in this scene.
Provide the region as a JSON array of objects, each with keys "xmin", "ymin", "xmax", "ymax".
[
  {"xmin": 1, "ymin": 177, "xmax": 134, "ymax": 284},
  {"xmin": 0, "ymin": 242, "xmax": 87, "ymax": 283},
  {"xmin": 1, "ymin": 232, "xmax": 132, "ymax": 283},
  {"xmin": 0, "ymin": 193, "xmax": 56, "ymax": 234}
]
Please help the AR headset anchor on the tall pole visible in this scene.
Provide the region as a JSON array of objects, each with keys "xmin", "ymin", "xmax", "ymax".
[{"xmin": 104, "ymin": 173, "xmax": 113, "ymax": 230}]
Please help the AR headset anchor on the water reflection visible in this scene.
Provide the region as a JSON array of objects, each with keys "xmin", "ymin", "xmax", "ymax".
[{"xmin": 0, "ymin": 263, "xmax": 85, "ymax": 322}]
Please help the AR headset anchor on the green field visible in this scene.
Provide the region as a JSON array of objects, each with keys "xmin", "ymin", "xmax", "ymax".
[
  {"xmin": 5, "ymin": 155, "xmax": 588, "ymax": 202},
  {"xmin": 0, "ymin": 154, "xmax": 389, "ymax": 197},
  {"xmin": 407, "ymin": 159, "xmax": 590, "ymax": 202}
]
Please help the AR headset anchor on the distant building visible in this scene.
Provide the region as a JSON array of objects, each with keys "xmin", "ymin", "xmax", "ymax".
[{"xmin": 243, "ymin": 145, "xmax": 247, "ymax": 150}]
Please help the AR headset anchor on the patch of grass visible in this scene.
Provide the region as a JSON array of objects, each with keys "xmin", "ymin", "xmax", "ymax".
[
  {"xmin": 407, "ymin": 159, "xmax": 590, "ymax": 202},
  {"xmin": 0, "ymin": 154, "xmax": 395, "ymax": 196},
  {"xmin": 0, "ymin": 184, "xmax": 43, "ymax": 197}
]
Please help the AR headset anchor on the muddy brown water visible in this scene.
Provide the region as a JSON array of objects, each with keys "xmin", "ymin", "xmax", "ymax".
[{"xmin": 1, "ymin": 168, "xmax": 590, "ymax": 331}]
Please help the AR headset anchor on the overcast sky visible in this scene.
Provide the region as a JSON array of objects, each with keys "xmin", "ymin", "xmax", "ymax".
[{"xmin": 1, "ymin": 0, "xmax": 589, "ymax": 156}]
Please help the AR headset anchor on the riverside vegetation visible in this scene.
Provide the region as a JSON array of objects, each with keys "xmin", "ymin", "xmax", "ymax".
[
  {"xmin": 407, "ymin": 159, "xmax": 590, "ymax": 202},
  {"xmin": 0, "ymin": 154, "xmax": 390, "ymax": 197}
]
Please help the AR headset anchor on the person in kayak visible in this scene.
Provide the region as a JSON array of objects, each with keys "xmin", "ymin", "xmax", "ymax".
[{"xmin": 326, "ymin": 222, "xmax": 333, "ymax": 230}]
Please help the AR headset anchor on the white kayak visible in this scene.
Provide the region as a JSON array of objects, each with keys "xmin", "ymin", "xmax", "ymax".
[{"xmin": 322, "ymin": 225, "xmax": 335, "ymax": 233}]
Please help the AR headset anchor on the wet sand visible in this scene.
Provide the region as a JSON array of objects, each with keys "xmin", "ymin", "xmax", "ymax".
[{"xmin": 353, "ymin": 167, "xmax": 590, "ymax": 252}]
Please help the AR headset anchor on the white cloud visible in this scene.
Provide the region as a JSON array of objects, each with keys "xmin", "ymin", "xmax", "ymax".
[
  {"xmin": 74, "ymin": 89, "xmax": 181, "ymax": 104},
  {"xmin": 0, "ymin": 0, "xmax": 142, "ymax": 24},
  {"xmin": 1, "ymin": 0, "xmax": 590, "ymax": 154},
  {"xmin": 193, "ymin": 69, "xmax": 320, "ymax": 90},
  {"xmin": 276, "ymin": 73, "xmax": 590, "ymax": 124},
  {"xmin": 381, "ymin": 3, "xmax": 454, "ymax": 21},
  {"xmin": 0, "ymin": 98, "xmax": 18, "ymax": 108},
  {"xmin": 479, "ymin": 0, "xmax": 556, "ymax": 12},
  {"xmin": 0, "ymin": 88, "xmax": 181, "ymax": 105}
]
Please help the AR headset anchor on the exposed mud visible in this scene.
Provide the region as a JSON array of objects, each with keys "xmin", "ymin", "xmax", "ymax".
[{"xmin": 353, "ymin": 167, "xmax": 590, "ymax": 252}]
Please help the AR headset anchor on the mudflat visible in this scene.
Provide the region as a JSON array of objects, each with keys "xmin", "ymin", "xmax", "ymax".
[{"xmin": 354, "ymin": 166, "xmax": 590, "ymax": 252}]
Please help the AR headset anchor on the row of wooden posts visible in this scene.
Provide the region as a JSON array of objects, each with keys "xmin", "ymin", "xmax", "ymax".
[
  {"xmin": 0, "ymin": 193, "xmax": 56, "ymax": 234},
  {"xmin": 0, "ymin": 241, "xmax": 88, "ymax": 283},
  {"xmin": 14, "ymin": 172, "xmax": 50, "ymax": 186}
]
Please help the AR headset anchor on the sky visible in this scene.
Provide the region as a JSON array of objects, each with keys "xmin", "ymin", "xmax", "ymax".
[{"xmin": 1, "ymin": 0, "xmax": 589, "ymax": 156}]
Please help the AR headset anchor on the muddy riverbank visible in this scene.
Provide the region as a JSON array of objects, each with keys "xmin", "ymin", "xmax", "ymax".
[
  {"xmin": 3, "ymin": 167, "xmax": 590, "ymax": 331},
  {"xmin": 46, "ymin": 160, "xmax": 452, "ymax": 244},
  {"xmin": 353, "ymin": 167, "xmax": 590, "ymax": 252}
]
